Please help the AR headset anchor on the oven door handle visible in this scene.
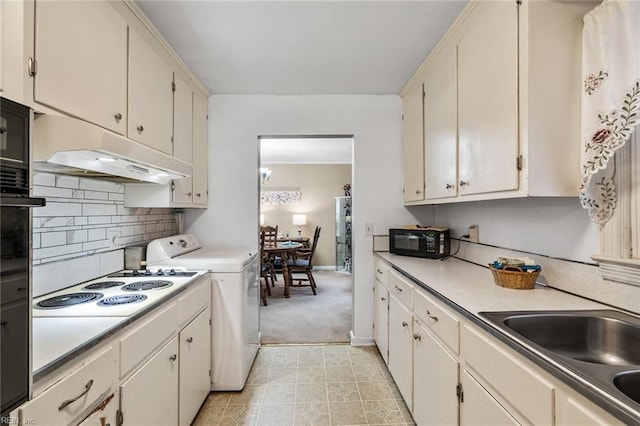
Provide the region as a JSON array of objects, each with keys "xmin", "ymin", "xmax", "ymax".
[{"xmin": 0, "ymin": 196, "xmax": 46, "ymax": 207}]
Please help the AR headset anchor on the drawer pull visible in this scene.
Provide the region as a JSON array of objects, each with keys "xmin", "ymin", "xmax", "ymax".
[
  {"xmin": 380, "ymin": 297, "xmax": 386, "ymax": 302},
  {"xmin": 402, "ymin": 321, "xmax": 409, "ymax": 327},
  {"xmin": 413, "ymin": 334, "xmax": 422, "ymax": 341},
  {"xmin": 169, "ymin": 354, "xmax": 177, "ymax": 362},
  {"xmin": 58, "ymin": 379, "xmax": 94, "ymax": 411},
  {"xmin": 136, "ymin": 125, "xmax": 144, "ymax": 133},
  {"xmin": 394, "ymin": 285, "xmax": 403, "ymax": 292},
  {"xmin": 186, "ymin": 337, "xmax": 194, "ymax": 343},
  {"xmin": 113, "ymin": 112, "xmax": 122, "ymax": 121},
  {"xmin": 376, "ymin": 269, "xmax": 382, "ymax": 274},
  {"xmin": 426, "ymin": 310, "xmax": 439, "ymax": 322}
]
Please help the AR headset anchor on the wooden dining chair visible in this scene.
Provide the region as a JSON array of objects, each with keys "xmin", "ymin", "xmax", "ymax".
[
  {"xmin": 287, "ymin": 226, "xmax": 321, "ymax": 295},
  {"xmin": 259, "ymin": 225, "xmax": 278, "ymax": 305}
]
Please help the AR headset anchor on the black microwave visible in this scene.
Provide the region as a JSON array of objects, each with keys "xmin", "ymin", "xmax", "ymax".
[{"xmin": 389, "ymin": 227, "xmax": 450, "ymax": 259}]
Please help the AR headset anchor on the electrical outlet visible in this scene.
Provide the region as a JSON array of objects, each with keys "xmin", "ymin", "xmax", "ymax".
[
  {"xmin": 468, "ymin": 225, "xmax": 479, "ymax": 243},
  {"xmin": 365, "ymin": 223, "xmax": 374, "ymax": 236}
]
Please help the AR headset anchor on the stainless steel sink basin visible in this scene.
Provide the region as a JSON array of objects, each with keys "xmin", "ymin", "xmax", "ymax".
[
  {"xmin": 480, "ymin": 309, "xmax": 640, "ymax": 422},
  {"xmin": 500, "ymin": 313, "xmax": 640, "ymax": 365}
]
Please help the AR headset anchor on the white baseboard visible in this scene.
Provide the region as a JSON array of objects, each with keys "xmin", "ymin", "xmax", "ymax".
[{"xmin": 350, "ymin": 330, "xmax": 375, "ymax": 346}]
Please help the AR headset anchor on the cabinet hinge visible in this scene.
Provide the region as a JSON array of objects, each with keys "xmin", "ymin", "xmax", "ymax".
[
  {"xmin": 516, "ymin": 155, "xmax": 523, "ymax": 171},
  {"xmin": 171, "ymin": 181, "xmax": 176, "ymax": 191},
  {"xmin": 171, "ymin": 136, "xmax": 174, "ymax": 144},
  {"xmin": 209, "ymin": 369, "xmax": 211, "ymax": 377},
  {"xmin": 456, "ymin": 383, "xmax": 464, "ymax": 403},
  {"xmin": 516, "ymin": 0, "xmax": 522, "ymax": 4},
  {"xmin": 28, "ymin": 57, "xmax": 37, "ymax": 76},
  {"xmin": 209, "ymin": 318, "xmax": 212, "ymax": 325},
  {"xmin": 171, "ymin": 81, "xmax": 176, "ymax": 92},
  {"xmin": 116, "ymin": 409, "xmax": 124, "ymax": 426}
]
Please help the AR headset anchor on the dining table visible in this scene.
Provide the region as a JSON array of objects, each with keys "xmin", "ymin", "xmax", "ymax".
[{"xmin": 263, "ymin": 241, "xmax": 303, "ymax": 298}]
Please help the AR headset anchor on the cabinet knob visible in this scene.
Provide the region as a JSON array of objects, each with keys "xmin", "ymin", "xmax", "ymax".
[
  {"xmin": 445, "ymin": 183, "xmax": 454, "ymax": 189},
  {"xmin": 0, "ymin": 320, "xmax": 7, "ymax": 326},
  {"xmin": 426, "ymin": 310, "xmax": 439, "ymax": 322},
  {"xmin": 415, "ymin": 189, "xmax": 421, "ymax": 195},
  {"xmin": 114, "ymin": 112, "xmax": 122, "ymax": 121},
  {"xmin": 402, "ymin": 321, "xmax": 409, "ymax": 327},
  {"xmin": 459, "ymin": 180, "xmax": 468, "ymax": 187},
  {"xmin": 395, "ymin": 285, "xmax": 403, "ymax": 292},
  {"xmin": 186, "ymin": 337, "xmax": 194, "ymax": 343},
  {"xmin": 169, "ymin": 354, "xmax": 177, "ymax": 362},
  {"xmin": 413, "ymin": 334, "xmax": 422, "ymax": 341},
  {"xmin": 376, "ymin": 269, "xmax": 382, "ymax": 274},
  {"xmin": 187, "ymin": 192, "xmax": 192, "ymax": 197},
  {"xmin": 136, "ymin": 125, "xmax": 144, "ymax": 133},
  {"xmin": 0, "ymin": 127, "xmax": 6, "ymax": 134},
  {"xmin": 380, "ymin": 297, "xmax": 386, "ymax": 301},
  {"xmin": 196, "ymin": 193, "xmax": 202, "ymax": 197}
]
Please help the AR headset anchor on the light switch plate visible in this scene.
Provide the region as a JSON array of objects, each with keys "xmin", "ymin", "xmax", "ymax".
[{"xmin": 365, "ymin": 223, "xmax": 373, "ymax": 236}]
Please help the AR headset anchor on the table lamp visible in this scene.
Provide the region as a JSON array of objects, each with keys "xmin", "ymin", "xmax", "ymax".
[{"xmin": 292, "ymin": 214, "xmax": 307, "ymax": 237}]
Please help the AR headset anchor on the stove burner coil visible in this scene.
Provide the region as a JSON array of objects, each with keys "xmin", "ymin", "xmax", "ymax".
[
  {"xmin": 122, "ymin": 280, "xmax": 173, "ymax": 291},
  {"xmin": 98, "ymin": 294, "xmax": 147, "ymax": 306},
  {"xmin": 36, "ymin": 292, "xmax": 104, "ymax": 308},
  {"xmin": 83, "ymin": 281, "xmax": 125, "ymax": 290}
]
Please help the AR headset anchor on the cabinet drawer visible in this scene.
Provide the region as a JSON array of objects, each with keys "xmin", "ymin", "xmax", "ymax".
[
  {"xmin": 178, "ymin": 276, "xmax": 210, "ymax": 326},
  {"xmin": 120, "ymin": 302, "xmax": 179, "ymax": 378},
  {"xmin": 19, "ymin": 345, "xmax": 118, "ymax": 425},
  {"xmin": 389, "ymin": 270, "xmax": 413, "ymax": 309},
  {"xmin": 413, "ymin": 289, "xmax": 459, "ymax": 354},
  {"xmin": 374, "ymin": 259, "xmax": 390, "ymax": 288},
  {"xmin": 461, "ymin": 324, "xmax": 554, "ymax": 425}
]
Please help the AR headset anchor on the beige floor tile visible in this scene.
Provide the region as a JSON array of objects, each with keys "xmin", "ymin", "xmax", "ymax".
[
  {"xmin": 193, "ymin": 402, "xmax": 225, "ymax": 426},
  {"xmin": 297, "ymin": 366, "xmax": 327, "ymax": 383},
  {"xmin": 329, "ymin": 401, "xmax": 368, "ymax": 425},
  {"xmin": 354, "ymin": 364, "xmax": 387, "ymax": 382},
  {"xmin": 271, "ymin": 353, "xmax": 299, "ymax": 368},
  {"xmin": 362, "ymin": 400, "xmax": 413, "ymax": 425},
  {"xmin": 324, "ymin": 352, "xmax": 351, "ymax": 367},
  {"xmin": 247, "ymin": 367, "xmax": 270, "ymax": 385},
  {"xmin": 295, "ymin": 382, "xmax": 329, "ymax": 403},
  {"xmin": 327, "ymin": 381, "xmax": 360, "ymax": 402},
  {"xmin": 357, "ymin": 381, "xmax": 395, "ymax": 401},
  {"xmin": 323, "ymin": 345, "xmax": 349, "ymax": 354},
  {"xmin": 395, "ymin": 398, "xmax": 414, "ymax": 424},
  {"xmin": 262, "ymin": 383, "xmax": 296, "ymax": 404},
  {"xmin": 268, "ymin": 366, "xmax": 298, "ymax": 384},
  {"xmin": 325, "ymin": 366, "xmax": 355, "ymax": 382},
  {"xmin": 298, "ymin": 352, "xmax": 325, "ymax": 366},
  {"xmin": 299, "ymin": 345, "xmax": 325, "ymax": 354},
  {"xmin": 228, "ymin": 385, "xmax": 265, "ymax": 405},
  {"xmin": 219, "ymin": 404, "xmax": 260, "ymax": 425},
  {"xmin": 294, "ymin": 402, "xmax": 331, "ymax": 425},
  {"xmin": 350, "ymin": 352, "xmax": 383, "ymax": 366},
  {"xmin": 204, "ymin": 392, "xmax": 233, "ymax": 406},
  {"xmin": 257, "ymin": 404, "xmax": 295, "ymax": 426}
]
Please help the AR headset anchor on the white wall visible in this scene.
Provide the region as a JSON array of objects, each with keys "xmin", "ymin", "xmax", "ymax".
[{"xmin": 185, "ymin": 95, "xmax": 435, "ymax": 343}]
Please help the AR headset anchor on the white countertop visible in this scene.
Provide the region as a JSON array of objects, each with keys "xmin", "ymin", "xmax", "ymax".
[{"xmin": 376, "ymin": 252, "xmax": 607, "ymax": 314}]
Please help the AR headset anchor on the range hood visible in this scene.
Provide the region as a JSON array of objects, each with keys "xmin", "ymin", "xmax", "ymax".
[{"xmin": 33, "ymin": 115, "xmax": 191, "ymax": 184}]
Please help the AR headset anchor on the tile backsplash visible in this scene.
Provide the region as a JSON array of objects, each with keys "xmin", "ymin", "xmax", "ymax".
[{"xmin": 32, "ymin": 172, "xmax": 177, "ymax": 296}]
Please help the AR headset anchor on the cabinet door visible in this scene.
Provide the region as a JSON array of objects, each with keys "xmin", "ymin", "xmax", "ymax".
[
  {"xmin": 373, "ymin": 280, "xmax": 389, "ymax": 365},
  {"xmin": 388, "ymin": 296, "xmax": 413, "ymax": 408},
  {"xmin": 424, "ymin": 43, "xmax": 458, "ymax": 200},
  {"xmin": 458, "ymin": 0, "xmax": 519, "ymax": 196},
  {"xmin": 34, "ymin": 0, "xmax": 127, "ymax": 134},
  {"xmin": 402, "ymin": 82, "xmax": 424, "ymax": 203},
  {"xmin": 173, "ymin": 73, "xmax": 194, "ymax": 204},
  {"xmin": 413, "ymin": 321, "xmax": 459, "ymax": 425},
  {"xmin": 120, "ymin": 337, "xmax": 179, "ymax": 426},
  {"xmin": 179, "ymin": 308, "xmax": 211, "ymax": 426},
  {"xmin": 128, "ymin": 28, "xmax": 173, "ymax": 154},
  {"xmin": 460, "ymin": 369, "xmax": 519, "ymax": 426},
  {"xmin": 192, "ymin": 93, "xmax": 209, "ymax": 206}
]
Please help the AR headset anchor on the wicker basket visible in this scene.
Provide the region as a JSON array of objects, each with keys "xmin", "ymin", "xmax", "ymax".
[{"xmin": 488, "ymin": 265, "xmax": 540, "ymax": 290}]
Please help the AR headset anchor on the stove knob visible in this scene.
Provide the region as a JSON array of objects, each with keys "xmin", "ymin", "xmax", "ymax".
[
  {"xmin": 144, "ymin": 269, "xmax": 152, "ymax": 276},
  {"xmin": 169, "ymin": 269, "xmax": 176, "ymax": 275},
  {"xmin": 133, "ymin": 270, "xmax": 140, "ymax": 276},
  {"xmin": 157, "ymin": 269, "xmax": 164, "ymax": 276},
  {"xmin": 178, "ymin": 239, "xmax": 187, "ymax": 248}
]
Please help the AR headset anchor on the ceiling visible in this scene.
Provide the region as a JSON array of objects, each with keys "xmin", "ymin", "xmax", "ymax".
[
  {"xmin": 260, "ymin": 137, "xmax": 353, "ymax": 164},
  {"xmin": 135, "ymin": 1, "xmax": 467, "ymax": 95}
]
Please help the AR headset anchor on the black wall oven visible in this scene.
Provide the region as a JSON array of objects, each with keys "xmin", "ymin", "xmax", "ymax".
[{"xmin": 1, "ymin": 98, "xmax": 45, "ymax": 417}]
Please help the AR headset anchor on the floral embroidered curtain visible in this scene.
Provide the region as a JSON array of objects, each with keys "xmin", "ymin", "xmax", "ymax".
[{"xmin": 580, "ymin": 0, "xmax": 639, "ymax": 224}]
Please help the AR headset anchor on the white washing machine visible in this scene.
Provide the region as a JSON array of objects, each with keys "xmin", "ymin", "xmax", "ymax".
[{"xmin": 146, "ymin": 234, "xmax": 260, "ymax": 391}]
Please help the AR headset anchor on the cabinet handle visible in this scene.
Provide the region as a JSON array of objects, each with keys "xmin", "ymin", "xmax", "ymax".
[
  {"xmin": 376, "ymin": 269, "xmax": 382, "ymax": 274},
  {"xmin": 445, "ymin": 183, "xmax": 454, "ymax": 189},
  {"xmin": 415, "ymin": 189, "xmax": 421, "ymax": 195},
  {"xmin": 402, "ymin": 321, "xmax": 408, "ymax": 327},
  {"xmin": 426, "ymin": 310, "xmax": 439, "ymax": 322},
  {"xmin": 58, "ymin": 379, "xmax": 94, "ymax": 411},
  {"xmin": 459, "ymin": 180, "xmax": 468, "ymax": 187},
  {"xmin": 169, "ymin": 354, "xmax": 177, "ymax": 362},
  {"xmin": 136, "ymin": 125, "xmax": 144, "ymax": 133},
  {"xmin": 413, "ymin": 334, "xmax": 422, "ymax": 341},
  {"xmin": 0, "ymin": 320, "xmax": 7, "ymax": 326},
  {"xmin": 113, "ymin": 113, "xmax": 122, "ymax": 121},
  {"xmin": 186, "ymin": 337, "xmax": 194, "ymax": 343},
  {"xmin": 394, "ymin": 285, "xmax": 403, "ymax": 292}
]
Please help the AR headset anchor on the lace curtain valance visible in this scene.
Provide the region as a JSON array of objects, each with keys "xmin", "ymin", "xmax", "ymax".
[{"xmin": 580, "ymin": 0, "xmax": 640, "ymax": 224}]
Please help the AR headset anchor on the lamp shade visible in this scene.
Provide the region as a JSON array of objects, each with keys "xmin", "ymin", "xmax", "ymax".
[{"xmin": 292, "ymin": 214, "xmax": 307, "ymax": 226}]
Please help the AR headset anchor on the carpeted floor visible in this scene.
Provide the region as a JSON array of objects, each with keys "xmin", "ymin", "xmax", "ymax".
[{"xmin": 260, "ymin": 270, "xmax": 353, "ymax": 344}]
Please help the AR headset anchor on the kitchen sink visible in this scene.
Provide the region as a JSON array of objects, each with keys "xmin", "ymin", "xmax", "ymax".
[{"xmin": 480, "ymin": 309, "xmax": 640, "ymax": 422}]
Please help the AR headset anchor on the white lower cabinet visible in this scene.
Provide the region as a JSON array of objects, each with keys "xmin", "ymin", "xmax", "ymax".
[
  {"xmin": 120, "ymin": 337, "xmax": 179, "ymax": 425},
  {"xmin": 77, "ymin": 390, "xmax": 119, "ymax": 426},
  {"xmin": 373, "ymin": 280, "xmax": 389, "ymax": 365},
  {"xmin": 460, "ymin": 369, "xmax": 519, "ymax": 426},
  {"xmin": 179, "ymin": 307, "xmax": 211, "ymax": 426},
  {"xmin": 412, "ymin": 320, "xmax": 459, "ymax": 425},
  {"xmin": 388, "ymin": 294, "xmax": 413, "ymax": 408}
]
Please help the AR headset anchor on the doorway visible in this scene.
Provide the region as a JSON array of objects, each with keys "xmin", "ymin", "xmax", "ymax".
[{"xmin": 258, "ymin": 135, "xmax": 354, "ymax": 344}]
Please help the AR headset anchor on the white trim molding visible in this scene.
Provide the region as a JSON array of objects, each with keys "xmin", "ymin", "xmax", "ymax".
[{"xmin": 591, "ymin": 255, "xmax": 640, "ymax": 287}]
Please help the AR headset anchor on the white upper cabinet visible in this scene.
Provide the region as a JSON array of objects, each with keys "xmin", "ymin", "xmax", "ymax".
[
  {"xmin": 402, "ymin": 81, "xmax": 425, "ymax": 203},
  {"xmin": 457, "ymin": 0, "xmax": 519, "ymax": 196},
  {"xmin": 192, "ymin": 93, "xmax": 209, "ymax": 206},
  {"xmin": 424, "ymin": 42, "xmax": 458, "ymax": 200},
  {"xmin": 172, "ymin": 73, "xmax": 194, "ymax": 205},
  {"xmin": 33, "ymin": 0, "xmax": 127, "ymax": 134},
  {"xmin": 128, "ymin": 27, "xmax": 174, "ymax": 154}
]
